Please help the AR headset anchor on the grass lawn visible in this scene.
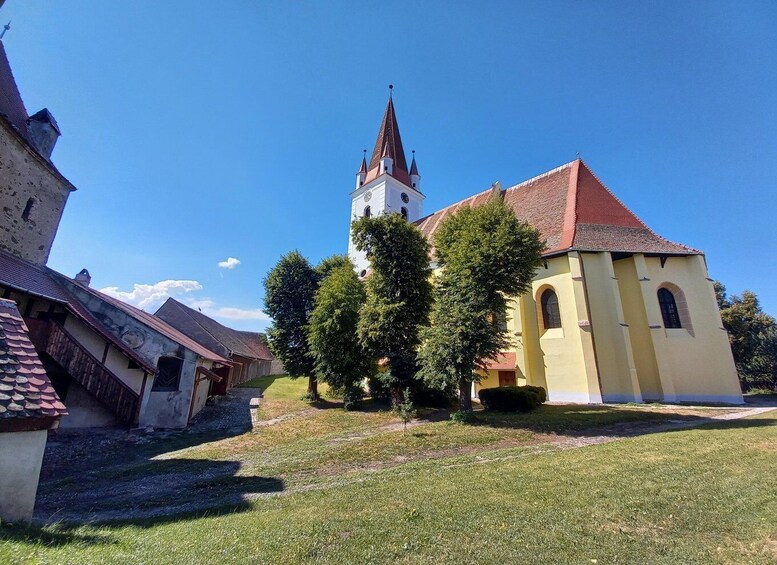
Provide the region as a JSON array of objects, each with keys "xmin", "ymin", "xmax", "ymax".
[{"xmin": 2, "ymin": 377, "xmax": 774, "ymax": 564}]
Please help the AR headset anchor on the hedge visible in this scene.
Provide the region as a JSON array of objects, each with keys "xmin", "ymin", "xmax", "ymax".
[{"xmin": 478, "ymin": 385, "xmax": 547, "ymax": 412}]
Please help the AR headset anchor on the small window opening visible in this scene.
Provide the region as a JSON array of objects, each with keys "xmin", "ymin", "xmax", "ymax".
[
  {"xmin": 658, "ymin": 288, "xmax": 682, "ymax": 328},
  {"xmin": 364, "ymin": 205, "xmax": 371, "ymax": 218},
  {"xmin": 359, "ymin": 269, "xmax": 367, "ymax": 278},
  {"xmin": 541, "ymin": 289, "xmax": 562, "ymax": 329},
  {"xmin": 22, "ymin": 198, "xmax": 34, "ymax": 221},
  {"xmin": 401, "ymin": 206, "xmax": 408, "ymax": 220},
  {"xmin": 153, "ymin": 356, "xmax": 183, "ymax": 391}
]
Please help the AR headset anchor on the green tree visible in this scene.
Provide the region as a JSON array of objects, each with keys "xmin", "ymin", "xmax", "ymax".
[
  {"xmin": 316, "ymin": 254, "xmax": 353, "ymax": 280},
  {"xmin": 418, "ymin": 196, "xmax": 544, "ymax": 413},
  {"xmin": 715, "ymin": 282, "xmax": 777, "ymax": 391},
  {"xmin": 263, "ymin": 250, "xmax": 321, "ymax": 399},
  {"xmin": 308, "ymin": 265, "xmax": 375, "ymax": 410},
  {"xmin": 351, "ymin": 213, "xmax": 433, "ymax": 406}
]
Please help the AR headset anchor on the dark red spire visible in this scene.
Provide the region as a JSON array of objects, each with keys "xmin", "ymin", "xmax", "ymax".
[
  {"xmin": 368, "ymin": 94, "xmax": 408, "ymax": 174},
  {"xmin": 358, "ymin": 149, "xmax": 367, "ymax": 173}
]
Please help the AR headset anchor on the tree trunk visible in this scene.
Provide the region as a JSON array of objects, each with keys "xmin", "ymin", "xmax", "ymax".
[
  {"xmin": 458, "ymin": 379, "xmax": 473, "ymax": 412},
  {"xmin": 307, "ymin": 375, "xmax": 319, "ymax": 401},
  {"xmin": 390, "ymin": 384, "xmax": 404, "ymax": 409}
]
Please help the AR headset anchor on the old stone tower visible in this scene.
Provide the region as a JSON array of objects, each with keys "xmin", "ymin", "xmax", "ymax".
[
  {"xmin": 0, "ymin": 40, "xmax": 75, "ymax": 265},
  {"xmin": 347, "ymin": 88, "xmax": 424, "ymax": 275}
]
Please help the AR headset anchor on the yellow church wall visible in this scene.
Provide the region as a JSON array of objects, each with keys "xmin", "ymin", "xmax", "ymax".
[
  {"xmin": 641, "ymin": 254, "xmax": 743, "ymax": 404},
  {"xmin": 580, "ymin": 252, "xmax": 642, "ymax": 402},
  {"xmin": 530, "ymin": 254, "xmax": 602, "ymax": 403},
  {"xmin": 613, "ymin": 256, "xmax": 663, "ymax": 400}
]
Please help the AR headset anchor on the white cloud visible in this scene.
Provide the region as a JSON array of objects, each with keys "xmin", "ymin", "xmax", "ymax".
[
  {"xmin": 218, "ymin": 257, "xmax": 241, "ymax": 270},
  {"xmin": 100, "ymin": 280, "xmax": 202, "ymax": 310},
  {"xmin": 99, "ymin": 279, "xmax": 270, "ymax": 327}
]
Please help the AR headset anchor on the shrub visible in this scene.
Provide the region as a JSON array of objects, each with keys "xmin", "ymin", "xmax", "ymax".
[
  {"xmin": 449, "ymin": 410, "xmax": 478, "ymax": 424},
  {"xmin": 478, "ymin": 386, "xmax": 547, "ymax": 412}
]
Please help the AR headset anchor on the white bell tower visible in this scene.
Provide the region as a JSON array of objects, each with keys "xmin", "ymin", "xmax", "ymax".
[{"xmin": 348, "ymin": 87, "xmax": 425, "ymax": 275}]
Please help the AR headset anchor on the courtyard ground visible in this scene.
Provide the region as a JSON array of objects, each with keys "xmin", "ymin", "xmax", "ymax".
[{"xmin": 1, "ymin": 376, "xmax": 775, "ymax": 564}]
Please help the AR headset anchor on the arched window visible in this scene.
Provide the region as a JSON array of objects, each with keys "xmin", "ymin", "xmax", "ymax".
[
  {"xmin": 658, "ymin": 288, "xmax": 682, "ymax": 328},
  {"xmin": 541, "ymin": 289, "xmax": 561, "ymax": 329},
  {"xmin": 400, "ymin": 206, "xmax": 408, "ymax": 220},
  {"xmin": 363, "ymin": 205, "xmax": 371, "ymax": 218}
]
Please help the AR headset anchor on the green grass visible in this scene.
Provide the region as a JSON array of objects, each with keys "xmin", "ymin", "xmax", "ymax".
[{"xmin": 2, "ymin": 378, "xmax": 773, "ymax": 564}]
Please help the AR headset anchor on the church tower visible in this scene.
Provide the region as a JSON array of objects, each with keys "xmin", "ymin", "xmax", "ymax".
[{"xmin": 348, "ymin": 88, "xmax": 424, "ymax": 275}]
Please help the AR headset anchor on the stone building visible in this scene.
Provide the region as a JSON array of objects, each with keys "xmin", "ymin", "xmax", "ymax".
[
  {"xmin": 349, "ymin": 94, "xmax": 743, "ymax": 405},
  {"xmin": 0, "ymin": 38, "xmax": 243, "ymax": 429},
  {"xmin": 0, "ymin": 41, "xmax": 74, "ymax": 265}
]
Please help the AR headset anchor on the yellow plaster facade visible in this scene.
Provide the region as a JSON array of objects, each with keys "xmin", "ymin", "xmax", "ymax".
[{"xmin": 476, "ymin": 251, "xmax": 743, "ymax": 405}]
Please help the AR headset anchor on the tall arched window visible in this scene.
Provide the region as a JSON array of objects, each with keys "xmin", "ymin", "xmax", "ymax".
[
  {"xmin": 658, "ymin": 288, "xmax": 682, "ymax": 328},
  {"xmin": 363, "ymin": 205, "xmax": 371, "ymax": 218},
  {"xmin": 400, "ymin": 206, "xmax": 408, "ymax": 220},
  {"xmin": 541, "ymin": 289, "xmax": 561, "ymax": 329}
]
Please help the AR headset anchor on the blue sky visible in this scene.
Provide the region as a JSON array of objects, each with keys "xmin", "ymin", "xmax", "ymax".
[{"xmin": 3, "ymin": 1, "xmax": 776, "ymax": 330}]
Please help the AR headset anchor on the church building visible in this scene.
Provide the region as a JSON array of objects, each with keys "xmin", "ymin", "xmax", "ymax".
[{"xmin": 349, "ymin": 93, "xmax": 743, "ymax": 405}]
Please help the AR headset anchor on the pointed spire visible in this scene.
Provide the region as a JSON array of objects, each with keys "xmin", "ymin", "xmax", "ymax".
[
  {"xmin": 368, "ymin": 87, "xmax": 408, "ymax": 174},
  {"xmin": 358, "ymin": 149, "xmax": 367, "ymax": 173},
  {"xmin": 409, "ymin": 149, "xmax": 419, "ymax": 176}
]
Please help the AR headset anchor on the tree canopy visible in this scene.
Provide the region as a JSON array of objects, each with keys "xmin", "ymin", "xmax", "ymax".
[
  {"xmin": 351, "ymin": 213, "xmax": 433, "ymax": 404},
  {"xmin": 308, "ymin": 264, "xmax": 375, "ymax": 409},
  {"xmin": 715, "ymin": 282, "xmax": 777, "ymax": 391},
  {"xmin": 418, "ymin": 196, "xmax": 544, "ymax": 412},
  {"xmin": 263, "ymin": 250, "xmax": 320, "ymax": 398}
]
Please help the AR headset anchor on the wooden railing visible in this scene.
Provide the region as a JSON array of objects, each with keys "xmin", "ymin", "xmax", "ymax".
[{"xmin": 46, "ymin": 322, "xmax": 140, "ymax": 425}]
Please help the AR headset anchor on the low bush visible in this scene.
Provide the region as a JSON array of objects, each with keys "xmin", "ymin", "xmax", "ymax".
[{"xmin": 478, "ymin": 385, "xmax": 547, "ymax": 412}]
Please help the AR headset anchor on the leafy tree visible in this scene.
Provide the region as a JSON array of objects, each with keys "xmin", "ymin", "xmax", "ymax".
[
  {"xmin": 308, "ymin": 265, "xmax": 375, "ymax": 410},
  {"xmin": 418, "ymin": 196, "xmax": 544, "ymax": 413},
  {"xmin": 351, "ymin": 213, "xmax": 433, "ymax": 406},
  {"xmin": 715, "ymin": 282, "xmax": 777, "ymax": 391},
  {"xmin": 263, "ymin": 250, "xmax": 321, "ymax": 399},
  {"xmin": 316, "ymin": 254, "xmax": 353, "ymax": 280}
]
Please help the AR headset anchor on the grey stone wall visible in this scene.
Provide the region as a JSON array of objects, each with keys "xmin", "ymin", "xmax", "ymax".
[{"xmin": 0, "ymin": 121, "xmax": 73, "ymax": 264}]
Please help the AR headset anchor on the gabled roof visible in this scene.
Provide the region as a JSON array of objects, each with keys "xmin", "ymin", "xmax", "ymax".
[
  {"xmin": 155, "ymin": 298, "xmax": 272, "ymax": 361},
  {"xmin": 0, "ymin": 298, "xmax": 66, "ymax": 430},
  {"xmin": 363, "ymin": 95, "xmax": 412, "ymax": 188},
  {"xmin": 416, "ymin": 159, "xmax": 698, "ymax": 257},
  {"xmin": 63, "ymin": 283, "xmax": 231, "ymax": 365}
]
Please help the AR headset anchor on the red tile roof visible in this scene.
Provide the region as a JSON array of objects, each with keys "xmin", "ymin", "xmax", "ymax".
[
  {"xmin": 416, "ymin": 159, "xmax": 698, "ymax": 257},
  {"xmin": 0, "ymin": 251, "xmax": 72, "ymax": 303},
  {"xmin": 484, "ymin": 351, "xmax": 516, "ymax": 371},
  {"xmin": 0, "ymin": 298, "xmax": 66, "ymax": 430}
]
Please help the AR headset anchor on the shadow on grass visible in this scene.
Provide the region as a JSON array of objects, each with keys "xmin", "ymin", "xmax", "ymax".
[
  {"xmin": 466, "ymin": 404, "xmax": 777, "ymax": 437},
  {"xmin": 0, "ymin": 523, "xmax": 116, "ymax": 547},
  {"xmin": 34, "ymin": 458, "xmax": 283, "ymax": 527}
]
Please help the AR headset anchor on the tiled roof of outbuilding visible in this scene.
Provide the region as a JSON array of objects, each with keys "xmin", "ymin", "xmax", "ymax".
[
  {"xmin": 155, "ymin": 298, "xmax": 272, "ymax": 361},
  {"xmin": 416, "ymin": 159, "xmax": 698, "ymax": 257},
  {"xmin": 0, "ymin": 298, "xmax": 66, "ymax": 426}
]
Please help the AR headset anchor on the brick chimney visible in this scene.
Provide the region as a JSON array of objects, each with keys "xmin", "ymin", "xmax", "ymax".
[
  {"xmin": 26, "ymin": 108, "xmax": 60, "ymax": 160},
  {"xmin": 74, "ymin": 268, "xmax": 91, "ymax": 287}
]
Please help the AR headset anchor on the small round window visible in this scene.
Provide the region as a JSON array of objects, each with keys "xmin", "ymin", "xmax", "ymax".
[{"xmin": 401, "ymin": 192, "xmax": 409, "ymax": 203}]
